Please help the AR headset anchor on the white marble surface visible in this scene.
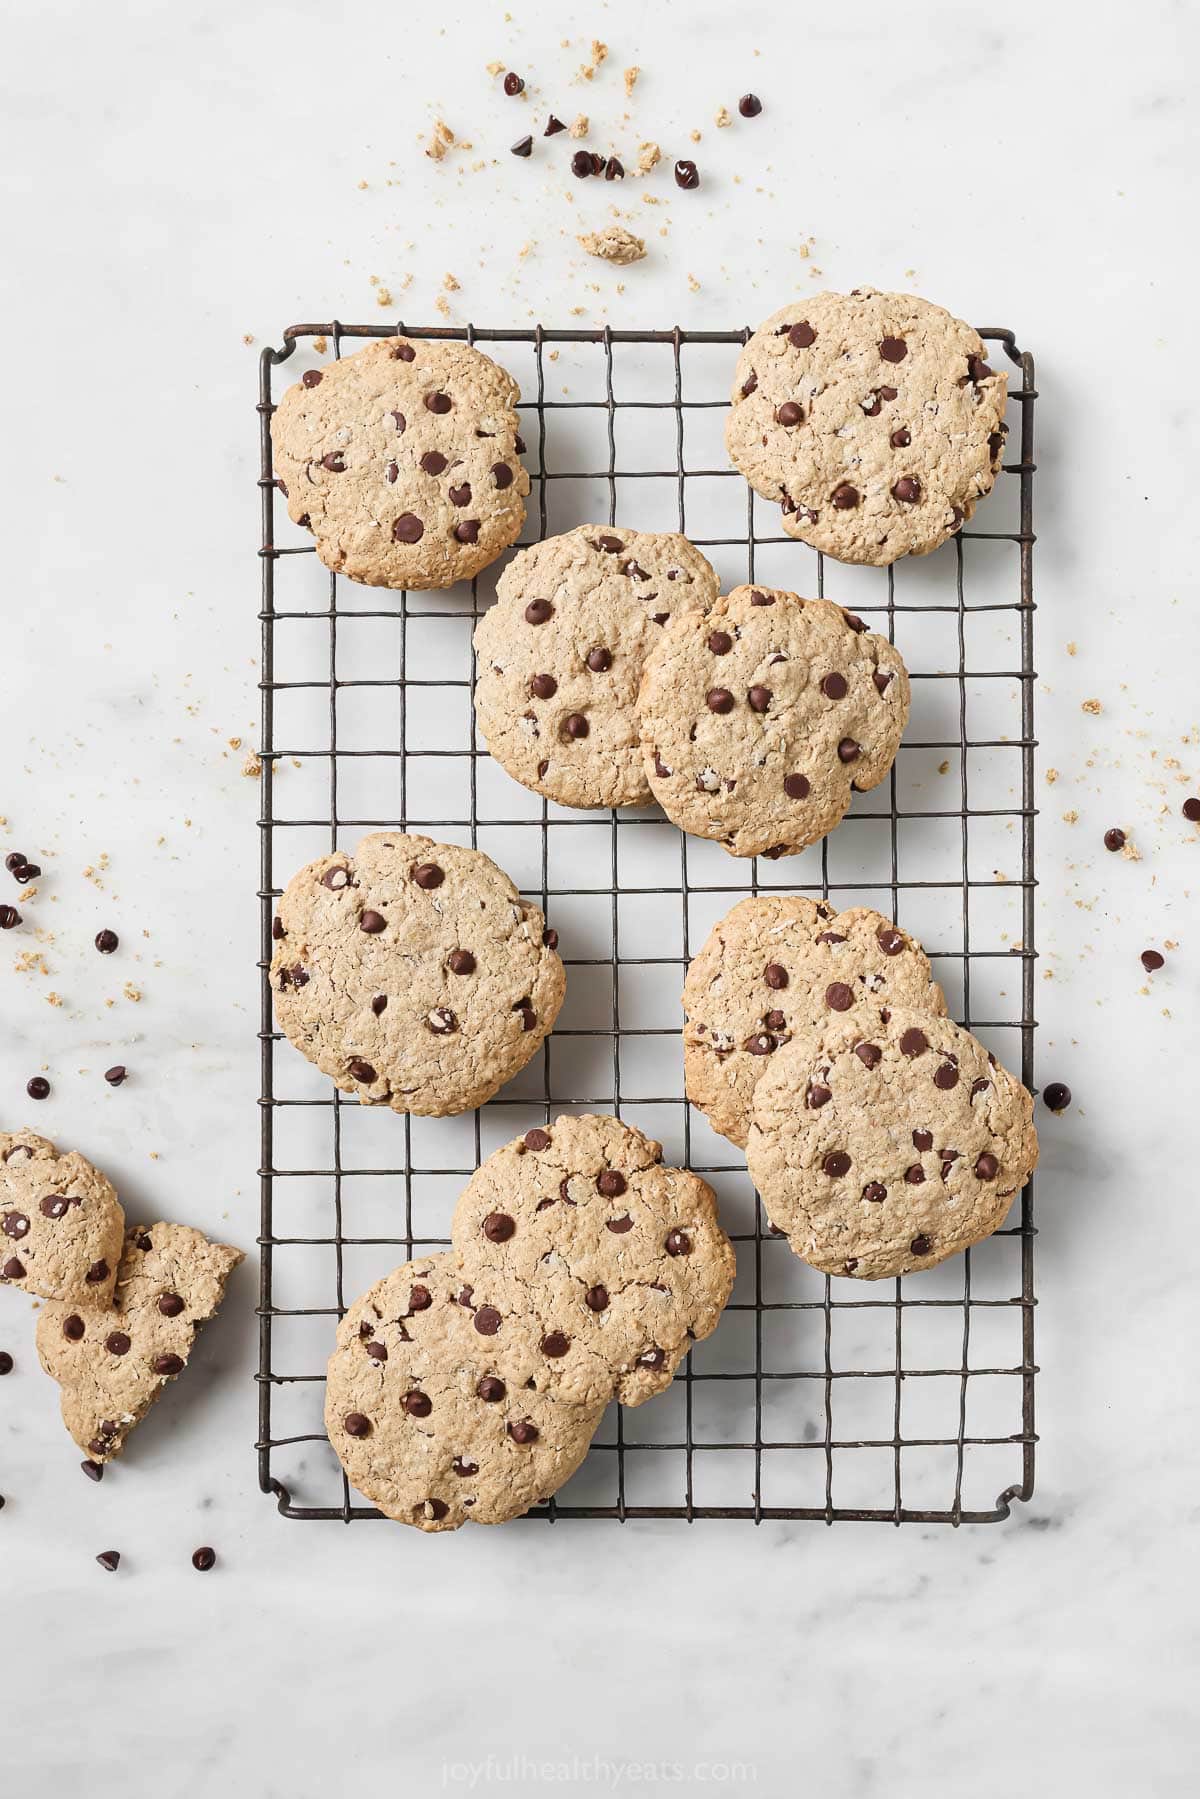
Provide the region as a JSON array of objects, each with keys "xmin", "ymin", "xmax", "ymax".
[{"xmin": 3, "ymin": 0, "xmax": 1199, "ymax": 1791}]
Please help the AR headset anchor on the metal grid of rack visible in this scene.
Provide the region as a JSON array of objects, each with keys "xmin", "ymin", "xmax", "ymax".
[{"xmin": 256, "ymin": 320, "xmax": 1038, "ymax": 1524}]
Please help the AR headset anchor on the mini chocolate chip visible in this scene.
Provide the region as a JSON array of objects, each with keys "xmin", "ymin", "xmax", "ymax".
[
  {"xmin": 862, "ymin": 1182, "xmax": 887, "ymax": 1204},
  {"xmin": 674, "ymin": 159, "xmax": 700, "ymax": 189},
  {"xmin": 483, "ymin": 1212, "xmax": 515, "ymax": 1243},
  {"xmin": 738, "ymin": 92, "xmax": 763, "ymax": 117},
  {"xmin": 665, "ymin": 1229, "xmax": 692, "ymax": 1257},
  {"xmin": 706, "ymin": 687, "xmax": 735, "ymax": 714},
  {"xmin": 371, "ymin": 994, "xmax": 388, "ymax": 1015},
  {"xmin": 585, "ymin": 646, "xmax": 613, "ymax": 673},
  {"xmin": 879, "ymin": 336, "xmax": 908, "ymax": 362},
  {"xmin": 975, "ymin": 1152, "xmax": 999, "ymax": 1180},
  {"xmin": 605, "ymin": 156, "xmax": 625, "ymax": 180},
  {"xmin": 386, "ymin": 462, "xmax": 399, "ymax": 482},
  {"xmin": 788, "ymin": 322, "xmax": 816, "ymax": 348},
  {"xmin": 26, "ymin": 1076, "xmax": 50, "ymax": 1100},
  {"xmin": 563, "ymin": 713, "xmax": 589, "ymax": 739},
  {"xmin": 1141, "ymin": 949, "xmax": 1165, "ymax": 972},
  {"xmin": 507, "ymin": 1419, "xmax": 539, "ymax": 1444},
  {"xmin": 889, "ymin": 427, "xmax": 911, "ymax": 448},
  {"xmin": 855, "ymin": 1042, "xmax": 882, "ymax": 1069},
  {"xmin": 837, "ymin": 737, "xmax": 862, "ymax": 763},
  {"xmin": 740, "ymin": 371, "xmax": 758, "ymax": 397},
  {"xmin": 1043, "ymin": 1082, "xmax": 1071, "ymax": 1113},
  {"xmin": 807, "ymin": 1084, "xmax": 831, "ymax": 1108},
  {"xmin": 63, "ymin": 1314, "xmax": 86, "ymax": 1340},
  {"xmin": 95, "ymin": 929, "xmax": 119, "ymax": 954},
  {"xmin": 106, "ymin": 1332, "xmax": 131, "ymax": 1356},
  {"xmin": 530, "ymin": 673, "xmax": 558, "ymax": 699},
  {"xmin": 1183, "ymin": 797, "xmax": 1200, "ymax": 822},
  {"xmin": 192, "ymin": 1547, "xmax": 217, "ymax": 1571},
  {"xmin": 775, "ymin": 400, "xmax": 803, "ymax": 426},
  {"xmin": 85, "ymin": 1260, "xmax": 109, "ymax": 1284},
  {"xmin": 424, "ymin": 391, "xmax": 452, "ymax": 414},
  {"xmin": 419, "ymin": 449, "xmax": 448, "ymax": 476},
  {"xmin": 876, "ymin": 925, "xmax": 904, "ymax": 956},
  {"xmin": 1104, "ymin": 828, "xmax": 1126, "ymax": 852},
  {"xmin": 511, "ymin": 134, "xmax": 533, "ymax": 157},
  {"xmin": 910, "ymin": 1235, "xmax": 932, "ymax": 1256},
  {"xmin": 413, "ymin": 862, "xmax": 444, "ymax": 889},
  {"xmin": 892, "ymin": 476, "xmax": 922, "ymax": 503},
  {"xmin": 825, "ymin": 981, "xmax": 854, "ymax": 1011},
  {"xmin": 81, "ymin": 1460, "xmax": 103, "ymax": 1482},
  {"xmin": 745, "ymin": 1033, "xmax": 776, "ymax": 1055},
  {"xmin": 448, "ymin": 949, "xmax": 476, "ymax": 976},
  {"xmin": 904, "ymin": 1165, "xmax": 926, "ymax": 1185},
  {"xmin": 541, "ymin": 1331, "xmax": 570, "ymax": 1357},
  {"xmin": 347, "ymin": 1058, "xmax": 377, "ymax": 1083},
  {"xmin": 820, "ymin": 672, "xmax": 848, "ymax": 700},
  {"xmin": 597, "ymin": 1170, "xmax": 627, "ymax": 1197},
  {"xmin": 585, "ymin": 1284, "xmax": 609, "ymax": 1312},
  {"xmin": 707, "ymin": 630, "xmax": 733, "ymax": 655},
  {"xmin": 900, "ymin": 1027, "xmax": 929, "ymax": 1058},
  {"xmin": 343, "ymin": 1412, "xmax": 370, "ymax": 1437},
  {"xmin": 764, "ymin": 962, "xmax": 788, "ymax": 990},
  {"xmin": 784, "ymin": 772, "xmax": 810, "ymax": 800},
  {"xmin": 654, "ymin": 753, "xmax": 672, "ymax": 779},
  {"xmin": 473, "ymin": 1306, "xmax": 502, "ymax": 1336},
  {"xmin": 525, "ymin": 599, "xmax": 553, "ymax": 624},
  {"xmin": 392, "ymin": 513, "xmax": 424, "ymax": 543},
  {"xmin": 571, "ymin": 149, "xmax": 594, "ymax": 178},
  {"xmin": 831, "ymin": 483, "xmax": 859, "ymax": 509},
  {"xmin": 545, "ymin": 114, "xmax": 566, "ymax": 135},
  {"xmin": 823, "ymin": 1151, "xmax": 851, "ymax": 1177},
  {"xmin": 158, "ymin": 1292, "xmax": 185, "ymax": 1317},
  {"xmin": 816, "ymin": 932, "xmax": 846, "ymax": 945},
  {"xmin": 302, "ymin": 370, "xmax": 322, "ymax": 388},
  {"xmin": 96, "ymin": 1550, "xmax": 121, "ymax": 1572},
  {"xmin": 153, "ymin": 1354, "xmax": 185, "ymax": 1376}
]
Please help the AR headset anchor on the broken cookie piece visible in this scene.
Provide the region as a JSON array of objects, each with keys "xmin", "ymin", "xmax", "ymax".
[{"xmin": 577, "ymin": 225, "xmax": 647, "ymax": 265}]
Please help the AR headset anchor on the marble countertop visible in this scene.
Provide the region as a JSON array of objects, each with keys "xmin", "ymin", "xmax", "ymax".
[{"xmin": 3, "ymin": 1, "xmax": 1197, "ymax": 1792}]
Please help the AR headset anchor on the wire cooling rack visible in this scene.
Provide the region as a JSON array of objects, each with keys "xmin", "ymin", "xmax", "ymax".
[{"xmin": 256, "ymin": 320, "xmax": 1038, "ymax": 1525}]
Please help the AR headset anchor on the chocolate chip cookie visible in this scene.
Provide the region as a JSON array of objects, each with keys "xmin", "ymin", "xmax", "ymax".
[
  {"xmin": 726, "ymin": 288, "xmax": 1008, "ymax": 566},
  {"xmin": 0, "ymin": 1131, "xmax": 125, "ymax": 1305},
  {"xmin": 746, "ymin": 1008, "xmax": 1038, "ymax": 1279},
  {"xmin": 636, "ymin": 585, "xmax": 910, "ymax": 858},
  {"xmin": 451, "ymin": 1114, "xmax": 736, "ymax": 1407},
  {"xmin": 684, "ymin": 895, "xmax": 946, "ymax": 1147},
  {"xmin": 36, "ymin": 1221, "xmax": 243, "ymax": 1460},
  {"xmin": 271, "ymin": 337, "xmax": 530, "ymax": 589},
  {"xmin": 325, "ymin": 1252, "xmax": 606, "ymax": 1531},
  {"xmin": 473, "ymin": 526, "xmax": 719, "ymax": 809},
  {"xmin": 271, "ymin": 833, "xmax": 564, "ymax": 1116}
]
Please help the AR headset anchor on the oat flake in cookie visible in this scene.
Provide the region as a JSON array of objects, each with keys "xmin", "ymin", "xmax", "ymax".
[
  {"xmin": 36, "ymin": 1221, "xmax": 243, "ymax": 1461},
  {"xmin": 270, "ymin": 833, "xmax": 565, "ymax": 1116},
  {"xmin": 636, "ymin": 584, "xmax": 909, "ymax": 858},
  {"xmin": 726, "ymin": 289, "xmax": 1008, "ymax": 566},
  {"xmin": 451, "ymin": 1114, "xmax": 735, "ymax": 1408},
  {"xmin": 271, "ymin": 337, "xmax": 530, "ymax": 589},
  {"xmin": 746, "ymin": 1007, "xmax": 1038, "ymax": 1280},
  {"xmin": 0, "ymin": 1131, "xmax": 125, "ymax": 1306},
  {"xmin": 683, "ymin": 895, "xmax": 946, "ymax": 1148},
  {"xmin": 325, "ymin": 1251, "xmax": 606, "ymax": 1531},
  {"xmin": 473, "ymin": 526, "xmax": 719, "ymax": 809}
]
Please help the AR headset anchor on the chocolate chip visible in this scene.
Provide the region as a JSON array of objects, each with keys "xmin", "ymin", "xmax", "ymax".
[
  {"xmin": 706, "ymin": 688, "xmax": 735, "ymax": 714},
  {"xmin": 445, "ymin": 949, "xmax": 476, "ymax": 979},
  {"xmin": 301, "ymin": 370, "xmax": 322, "ymax": 388},
  {"xmin": 412, "ymin": 862, "xmax": 444, "ymax": 889},
  {"xmin": 4, "ymin": 853, "xmax": 26, "ymax": 872},
  {"xmin": 665, "ymin": 1229, "xmax": 692, "ymax": 1257},
  {"xmin": 419, "ymin": 449, "xmax": 448, "ymax": 476},
  {"xmin": 606, "ymin": 1215, "xmax": 634, "ymax": 1235},
  {"xmin": 843, "ymin": 1259, "xmax": 859, "ymax": 1275},
  {"xmin": 321, "ymin": 865, "xmax": 351, "ymax": 891},
  {"xmin": 343, "ymin": 1412, "xmax": 370, "ymax": 1437},
  {"xmin": 900, "ymin": 1027, "xmax": 928, "ymax": 1058},
  {"xmin": 807, "ymin": 1084, "xmax": 831, "ymax": 1109},
  {"xmin": 94, "ymin": 929, "xmax": 119, "ymax": 954},
  {"xmin": 153, "ymin": 1353, "xmax": 185, "ymax": 1376},
  {"xmin": 605, "ymin": 157, "xmax": 625, "ymax": 180},
  {"xmin": 358, "ymin": 908, "xmax": 388, "ymax": 937},
  {"xmin": 571, "ymin": 150, "xmax": 594, "ymax": 178},
  {"xmin": 707, "ymin": 630, "xmax": 733, "ymax": 656},
  {"xmin": 454, "ymin": 519, "xmax": 481, "ymax": 544},
  {"xmin": 826, "ymin": 981, "xmax": 853, "ymax": 1012},
  {"xmin": 426, "ymin": 1008, "xmax": 458, "ymax": 1035},
  {"xmin": 904, "ymin": 1165, "xmax": 926, "ymax": 1185},
  {"xmin": 582, "ymin": 646, "xmax": 614, "ymax": 676},
  {"xmin": 0, "ymin": 1351, "xmax": 11, "ymax": 1375},
  {"xmin": 491, "ymin": 462, "xmax": 514, "ymax": 491},
  {"xmin": 745, "ymin": 1033, "xmax": 776, "ymax": 1056},
  {"xmin": 967, "ymin": 354, "xmax": 994, "ymax": 381},
  {"xmin": 371, "ymin": 995, "xmax": 388, "ymax": 1016},
  {"xmin": 2, "ymin": 1212, "xmax": 28, "ymax": 1238},
  {"xmin": 876, "ymin": 925, "xmax": 904, "ymax": 956},
  {"xmin": 1, "ymin": 1258, "xmax": 26, "ymax": 1280},
  {"xmin": 741, "ymin": 371, "xmax": 758, "ymax": 397},
  {"xmin": 738, "ymin": 93, "xmax": 763, "ymax": 117},
  {"xmin": 764, "ymin": 962, "xmax": 788, "ymax": 990},
  {"xmin": 970, "ymin": 1078, "xmax": 991, "ymax": 1099},
  {"xmin": 26, "ymin": 1076, "xmax": 49, "ymax": 1100},
  {"xmin": 558, "ymin": 712, "xmax": 587, "ymax": 742},
  {"xmin": 347, "ymin": 1058, "xmax": 377, "ymax": 1083},
  {"xmin": 843, "ymin": 611, "xmax": 867, "ymax": 634},
  {"xmin": 81, "ymin": 1460, "xmax": 103, "ymax": 1482},
  {"xmin": 912, "ymin": 1129, "xmax": 933, "ymax": 1151},
  {"xmin": 386, "ymin": 463, "xmax": 398, "ymax": 483},
  {"xmin": 392, "ymin": 513, "xmax": 424, "ymax": 543},
  {"xmin": 452, "ymin": 1457, "xmax": 479, "ymax": 1477},
  {"xmin": 319, "ymin": 452, "xmax": 346, "ymax": 473},
  {"xmin": 831, "ymin": 483, "xmax": 859, "ymax": 509},
  {"xmin": 889, "ymin": 427, "xmax": 911, "ymax": 449},
  {"xmin": 862, "ymin": 1182, "xmax": 887, "ymax": 1204},
  {"xmin": 541, "ymin": 1330, "xmax": 570, "ymax": 1357},
  {"xmin": 784, "ymin": 772, "xmax": 810, "ymax": 800},
  {"xmin": 820, "ymin": 672, "xmax": 848, "ymax": 700},
  {"xmin": 910, "ymin": 1235, "xmax": 931, "ymax": 1256},
  {"xmin": 0, "ymin": 906, "xmax": 19, "ymax": 929},
  {"xmin": 85, "ymin": 1260, "xmax": 109, "ymax": 1285},
  {"xmin": 934, "ymin": 1063, "xmax": 959, "ymax": 1090},
  {"xmin": 483, "ymin": 1212, "xmax": 515, "ymax": 1243},
  {"xmin": 545, "ymin": 114, "xmax": 566, "ymax": 135},
  {"xmin": 507, "ymin": 1419, "xmax": 539, "ymax": 1444},
  {"xmin": 674, "ymin": 159, "xmax": 700, "ymax": 189},
  {"xmin": 749, "ymin": 590, "xmax": 775, "ymax": 605},
  {"xmin": 879, "ymin": 336, "xmax": 907, "ymax": 363},
  {"xmin": 390, "ymin": 410, "xmax": 406, "ymax": 431},
  {"xmin": 511, "ymin": 135, "xmax": 533, "ymax": 157},
  {"xmin": 1141, "ymin": 949, "xmax": 1165, "ymax": 972},
  {"xmin": 837, "ymin": 738, "xmax": 862, "ymax": 763},
  {"xmin": 1042, "ymin": 1082, "xmax": 1071, "ymax": 1112},
  {"xmin": 530, "ymin": 673, "xmax": 558, "ymax": 699},
  {"xmin": 365, "ymin": 1341, "xmax": 388, "ymax": 1363},
  {"xmin": 775, "ymin": 400, "xmax": 803, "ymax": 427},
  {"xmin": 96, "ymin": 1550, "xmax": 121, "ymax": 1572},
  {"xmin": 63, "ymin": 1314, "xmax": 86, "ymax": 1340},
  {"xmin": 597, "ymin": 1170, "xmax": 627, "ymax": 1197},
  {"xmin": 892, "ymin": 477, "xmax": 921, "ymax": 503},
  {"xmin": 974, "ymin": 1152, "xmax": 999, "ymax": 1180},
  {"xmin": 419, "ymin": 1498, "xmax": 450, "ymax": 1521},
  {"xmin": 823, "ymin": 1151, "xmax": 851, "ymax": 1177},
  {"xmin": 1183, "ymin": 798, "xmax": 1200, "ymax": 822},
  {"xmin": 424, "ymin": 391, "xmax": 452, "ymax": 414},
  {"xmin": 409, "ymin": 1285, "xmax": 432, "ymax": 1312},
  {"xmin": 873, "ymin": 671, "xmax": 894, "ymax": 696},
  {"xmin": 451, "ymin": 484, "xmax": 475, "ymax": 507},
  {"xmin": 192, "ymin": 1547, "xmax": 217, "ymax": 1571},
  {"xmin": 477, "ymin": 1376, "xmax": 506, "ymax": 1403},
  {"xmin": 158, "ymin": 1292, "xmax": 185, "ymax": 1318},
  {"xmin": 1104, "ymin": 828, "xmax": 1126, "ymax": 852},
  {"xmin": 585, "ymin": 1284, "xmax": 609, "ymax": 1312},
  {"xmin": 543, "ymin": 927, "xmax": 558, "ymax": 950},
  {"xmin": 39, "ymin": 1195, "xmax": 68, "ymax": 1219},
  {"xmin": 473, "ymin": 1306, "xmax": 501, "ymax": 1336},
  {"xmin": 817, "ymin": 932, "xmax": 846, "ymax": 946},
  {"xmin": 106, "ymin": 1332, "xmax": 131, "ymax": 1356},
  {"xmin": 525, "ymin": 599, "xmax": 553, "ymax": 624},
  {"xmin": 788, "ymin": 322, "xmax": 816, "ymax": 349},
  {"xmin": 403, "ymin": 1390, "xmax": 433, "ymax": 1418},
  {"xmin": 855, "ymin": 1042, "xmax": 882, "ymax": 1069}
]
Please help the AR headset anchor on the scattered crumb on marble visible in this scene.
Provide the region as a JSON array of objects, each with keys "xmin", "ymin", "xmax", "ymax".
[
  {"xmin": 1081, "ymin": 698, "xmax": 1103, "ymax": 715},
  {"xmin": 578, "ymin": 225, "xmax": 646, "ymax": 264}
]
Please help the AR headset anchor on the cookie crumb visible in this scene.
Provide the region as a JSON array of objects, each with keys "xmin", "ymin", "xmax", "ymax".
[
  {"xmin": 1067, "ymin": 641, "xmax": 1078, "ymax": 656},
  {"xmin": 486, "ymin": 60, "xmax": 504, "ymax": 77},
  {"xmin": 578, "ymin": 225, "xmax": 646, "ymax": 265},
  {"xmin": 123, "ymin": 983, "xmax": 142, "ymax": 1003},
  {"xmin": 242, "ymin": 751, "xmax": 263, "ymax": 779},
  {"xmin": 1062, "ymin": 809, "xmax": 1079, "ymax": 824},
  {"xmin": 375, "ymin": 287, "xmax": 393, "ymax": 309},
  {"xmin": 242, "ymin": 333, "xmax": 254, "ymax": 346},
  {"xmin": 637, "ymin": 141, "xmax": 662, "ymax": 173},
  {"xmin": 687, "ymin": 272, "xmax": 701, "ymax": 292},
  {"xmin": 568, "ymin": 114, "xmax": 590, "ymax": 139},
  {"xmin": 1045, "ymin": 768, "xmax": 1058, "ymax": 784},
  {"xmin": 1081, "ymin": 698, "xmax": 1103, "ymax": 715},
  {"xmin": 689, "ymin": 129, "xmax": 702, "ymax": 143},
  {"xmin": 714, "ymin": 105, "xmax": 733, "ymax": 127},
  {"xmin": 1121, "ymin": 840, "xmax": 1142, "ymax": 862},
  {"xmin": 312, "ymin": 336, "xmax": 327, "ymax": 353},
  {"xmin": 937, "ymin": 759, "xmax": 950, "ymax": 775},
  {"xmin": 623, "ymin": 65, "xmax": 639, "ymax": 96},
  {"xmin": 443, "ymin": 272, "xmax": 460, "ymax": 292}
]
